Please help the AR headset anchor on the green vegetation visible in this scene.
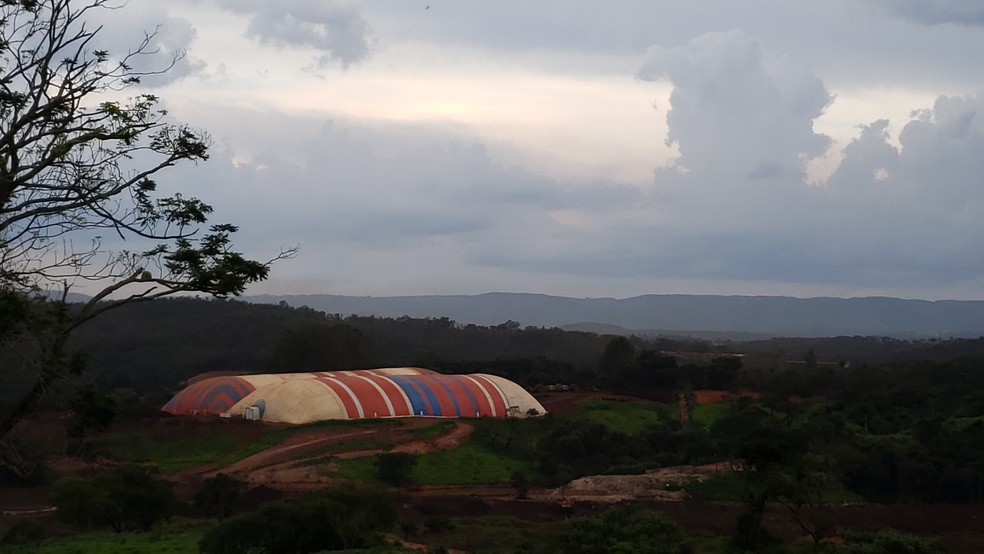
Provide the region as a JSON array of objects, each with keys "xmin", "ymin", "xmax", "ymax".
[
  {"xmin": 573, "ymin": 399, "xmax": 669, "ymax": 434},
  {"xmin": 413, "ymin": 443, "xmax": 534, "ymax": 485},
  {"xmin": 332, "ymin": 442, "xmax": 536, "ymax": 486},
  {"xmin": 198, "ymin": 486, "xmax": 396, "ymax": 554},
  {"xmin": 50, "ymin": 465, "xmax": 175, "ymax": 533},
  {"xmin": 412, "ymin": 421, "xmax": 458, "ymax": 440},
  {"xmin": 690, "ymin": 402, "xmax": 736, "ymax": 428},
  {"xmin": 16, "ymin": 528, "xmax": 205, "ymax": 554},
  {"xmin": 685, "ymin": 474, "xmax": 752, "ymax": 502},
  {"xmin": 561, "ymin": 504, "xmax": 693, "ymax": 554}
]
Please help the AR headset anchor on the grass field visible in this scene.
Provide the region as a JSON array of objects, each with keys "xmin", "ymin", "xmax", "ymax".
[
  {"xmin": 330, "ymin": 442, "xmax": 536, "ymax": 486},
  {"xmin": 10, "ymin": 520, "xmax": 211, "ymax": 554},
  {"xmin": 572, "ymin": 399, "xmax": 672, "ymax": 434},
  {"xmin": 690, "ymin": 403, "xmax": 737, "ymax": 428},
  {"xmin": 572, "ymin": 398, "xmax": 737, "ymax": 434}
]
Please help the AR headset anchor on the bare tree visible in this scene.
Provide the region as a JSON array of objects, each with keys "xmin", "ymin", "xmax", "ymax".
[{"xmin": 0, "ymin": 0, "xmax": 292, "ymax": 474}]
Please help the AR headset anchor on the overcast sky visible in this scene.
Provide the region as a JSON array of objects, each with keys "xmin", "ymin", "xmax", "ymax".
[{"xmin": 97, "ymin": 0, "xmax": 984, "ymax": 300}]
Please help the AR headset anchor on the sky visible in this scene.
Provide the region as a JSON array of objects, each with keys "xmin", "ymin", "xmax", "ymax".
[{"xmin": 92, "ymin": 0, "xmax": 984, "ymax": 300}]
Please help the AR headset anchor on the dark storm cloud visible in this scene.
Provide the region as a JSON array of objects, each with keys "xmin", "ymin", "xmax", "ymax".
[
  {"xmin": 216, "ymin": 0, "xmax": 372, "ymax": 68},
  {"xmin": 878, "ymin": 0, "xmax": 984, "ymax": 26}
]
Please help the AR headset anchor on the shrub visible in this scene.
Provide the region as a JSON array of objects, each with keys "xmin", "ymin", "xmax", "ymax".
[
  {"xmin": 49, "ymin": 464, "xmax": 175, "ymax": 532},
  {"xmin": 195, "ymin": 473, "xmax": 245, "ymax": 520},
  {"xmin": 198, "ymin": 486, "xmax": 396, "ymax": 554},
  {"xmin": 376, "ymin": 452, "xmax": 417, "ymax": 486},
  {"xmin": 561, "ymin": 503, "xmax": 692, "ymax": 554},
  {"xmin": 1, "ymin": 520, "xmax": 44, "ymax": 546}
]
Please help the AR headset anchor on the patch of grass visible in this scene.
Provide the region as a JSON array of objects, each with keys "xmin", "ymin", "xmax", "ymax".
[
  {"xmin": 413, "ymin": 443, "xmax": 535, "ymax": 485},
  {"xmin": 94, "ymin": 432, "xmax": 245, "ymax": 473},
  {"xmin": 411, "ymin": 421, "xmax": 457, "ymax": 440},
  {"xmin": 573, "ymin": 399, "xmax": 671, "ymax": 435},
  {"xmin": 690, "ymin": 403, "xmax": 736, "ymax": 428},
  {"xmin": 18, "ymin": 520, "xmax": 211, "ymax": 554},
  {"xmin": 331, "ymin": 457, "xmax": 379, "ymax": 483},
  {"xmin": 951, "ymin": 415, "xmax": 984, "ymax": 429},
  {"xmin": 329, "ymin": 442, "xmax": 537, "ymax": 486}
]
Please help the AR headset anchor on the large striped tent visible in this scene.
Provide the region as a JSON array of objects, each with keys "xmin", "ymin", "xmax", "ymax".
[{"xmin": 161, "ymin": 368, "xmax": 546, "ymax": 424}]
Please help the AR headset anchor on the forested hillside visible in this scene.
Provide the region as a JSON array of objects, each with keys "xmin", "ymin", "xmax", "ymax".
[{"xmin": 3, "ymin": 297, "xmax": 982, "ymax": 413}]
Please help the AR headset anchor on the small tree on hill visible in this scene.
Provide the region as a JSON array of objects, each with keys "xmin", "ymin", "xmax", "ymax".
[
  {"xmin": 376, "ymin": 452, "xmax": 417, "ymax": 487},
  {"xmin": 561, "ymin": 503, "xmax": 693, "ymax": 554},
  {"xmin": 195, "ymin": 473, "xmax": 245, "ymax": 521},
  {"xmin": 50, "ymin": 464, "xmax": 175, "ymax": 532}
]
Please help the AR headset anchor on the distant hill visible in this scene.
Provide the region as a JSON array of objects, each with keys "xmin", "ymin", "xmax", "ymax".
[{"xmin": 246, "ymin": 293, "xmax": 984, "ymax": 338}]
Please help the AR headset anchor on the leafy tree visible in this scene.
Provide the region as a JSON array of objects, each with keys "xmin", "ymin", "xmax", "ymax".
[
  {"xmin": 561, "ymin": 503, "xmax": 692, "ymax": 554},
  {"xmin": 66, "ymin": 383, "xmax": 116, "ymax": 454},
  {"xmin": 376, "ymin": 452, "xmax": 417, "ymax": 487},
  {"xmin": 598, "ymin": 336, "xmax": 635, "ymax": 388},
  {"xmin": 198, "ymin": 486, "xmax": 397, "ymax": 554},
  {"xmin": 49, "ymin": 464, "xmax": 175, "ymax": 532},
  {"xmin": 48, "ymin": 477, "xmax": 113, "ymax": 531},
  {"xmin": 195, "ymin": 472, "xmax": 245, "ymax": 521},
  {"xmin": 0, "ymin": 0, "xmax": 290, "ymax": 473}
]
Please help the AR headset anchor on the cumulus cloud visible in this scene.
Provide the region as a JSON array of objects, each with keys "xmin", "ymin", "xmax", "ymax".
[
  {"xmin": 216, "ymin": 0, "xmax": 372, "ymax": 68},
  {"xmin": 829, "ymin": 92, "xmax": 984, "ymax": 215},
  {"xmin": 878, "ymin": 0, "xmax": 984, "ymax": 26},
  {"xmin": 639, "ymin": 30, "xmax": 832, "ymax": 183},
  {"xmin": 623, "ymin": 30, "xmax": 984, "ymax": 292}
]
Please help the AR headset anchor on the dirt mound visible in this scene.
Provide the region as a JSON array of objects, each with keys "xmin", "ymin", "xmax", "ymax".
[{"xmin": 535, "ymin": 463, "xmax": 730, "ymax": 503}]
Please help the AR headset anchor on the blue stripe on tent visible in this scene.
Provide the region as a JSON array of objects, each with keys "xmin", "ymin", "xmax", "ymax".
[
  {"xmin": 448, "ymin": 375, "xmax": 481, "ymax": 416},
  {"xmin": 390, "ymin": 376, "xmax": 431, "ymax": 416},
  {"xmin": 431, "ymin": 377, "xmax": 462, "ymax": 416},
  {"xmin": 407, "ymin": 376, "xmax": 444, "ymax": 416}
]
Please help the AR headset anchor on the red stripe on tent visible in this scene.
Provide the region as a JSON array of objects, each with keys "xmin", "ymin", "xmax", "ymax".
[
  {"xmin": 333, "ymin": 374, "xmax": 392, "ymax": 418},
  {"xmin": 470, "ymin": 375, "xmax": 508, "ymax": 417},
  {"xmin": 314, "ymin": 377, "xmax": 361, "ymax": 418},
  {"xmin": 363, "ymin": 374, "xmax": 413, "ymax": 416}
]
